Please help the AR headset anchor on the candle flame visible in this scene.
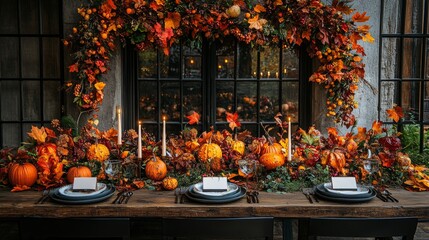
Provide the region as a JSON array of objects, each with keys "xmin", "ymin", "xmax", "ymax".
[
  {"xmin": 288, "ymin": 117, "xmax": 291, "ymax": 122},
  {"xmin": 138, "ymin": 121, "xmax": 142, "ymax": 125},
  {"xmin": 117, "ymin": 108, "xmax": 121, "ymax": 114},
  {"xmin": 163, "ymin": 116, "xmax": 166, "ymax": 121}
]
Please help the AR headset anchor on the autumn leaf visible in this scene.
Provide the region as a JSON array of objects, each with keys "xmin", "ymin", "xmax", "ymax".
[
  {"xmin": 186, "ymin": 111, "xmax": 200, "ymax": 125},
  {"xmin": 362, "ymin": 33, "xmax": 375, "ymax": 43},
  {"xmin": 301, "ymin": 30, "xmax": 311, "ymax": 41},
  {"xmin": 28, "ymin": 126, "xmax": 47, "ymax": 143},
  {"xmin": 106, "ymin": 0, "xmax": 117, "ymax": 10},
  {"xmin": 352, "ymin": 12, "xmax": 370, "ymax": 22},
  {"xmin": 273, "ymin": 0, "xmax": 283, "ymax": 6},
  {"xmin": 11, "ymin": 185, "xmax": 31, "ymax": 192},
  {"xmin": 133, "ymin": 179, "xmax": 145, "ymax": 189},
  {"xmin": 354, "ymin": 127, "xmax": 367, "ymax": 142},
  {"xmin": 254, "ymin": 4, "xmax": 266, "ymax": 13},
  {"xmin": 165, "ymin": 12, "xmax": 181, "ymax": 29},
  {"xmin": 248, "ymin": 15, "xmax": 267, "ymax": 30},
  {"xmin": 44, "ymin": 127, "xmax": 56, "ymax": 140},
  {"xmin": 327, "ymin": 127, "xmax": 338, "ymax": 137},
  {"xmin": 226, "ymin": 112, "xmax": 241, "ymax": 130},
  {"xmin": 386, "ymin": 105, "xmax": 404, "ymax": 122},
  {"xmin": 102, "ymin": 127, "xmax": 118, "ymax": 140},
  {"xmin": 332, "ymin": 0, "xmax": 354, "ymax": 14},
  {"xmin": 94, "ymin": 82, "xmax": 106, "ymax": 91},
  {"xmin": 68, "ymin": 63, "xmax": 78, "ymax": 73},
  {"xmin": 371, "ymin": 120, "xmax": 383, "ymax": 135}
]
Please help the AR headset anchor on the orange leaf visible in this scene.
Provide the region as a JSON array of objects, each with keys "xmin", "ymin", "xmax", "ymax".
[
  {"xmin": 226, "ymin": 112, "xmax": 241, "ymax": 130},
  {"xmin": 106, "ymin": 0, "xmax": 117, "ymax": 10},
  {"xmin": 354, "ymin": 127, "xmax": 367, "ymax": 142},
  {"xmin": 332, "ymin": 0, "xmax": 354, "ymax": 14},
  {"xmin": 11, "ymin": 185, "xmax": 31, "ymax": 192},
  {"xmin": 362, "ymin": 33, "xmax": 375, "ymax": 43},
  {"xmin": 94, "ymin": 82, "xmax": 106, "ymax": 91},
  {"xmin": 371, "ymin": 121, "xmax": 383, "ymax": 135},
  {"xmin": 68, "ymin": 63, "xmax": 78, "ymax": 73},
  {"xmin": 254, "ymin": 4, "xmax": 266, "ymax": 13},
  {"xmin": 102, "ymin": 128, "xmax": 118, "ymax": 140},
  {"xmin": 302, "ymin": 30, "xmax": 311, "ymax": 41},
  {"xmin": 327, "ymin": 127, "xmax": 338, "ymax": 137},
  {"xmin": 28, "ymin": 126, "xmax": 47, "ymax": 143},
  {"xmin": 44, "ymin": 127, "xmax": 56, "ymax": 139},
  {"xmin": 273, "ymin": 0, "xmax": 283, "ymax": 6},
  {"xmin": 186, "ymin": 111, "xmax": 200, "ymax": 125},
  {"xmin": 386, "ymin": 105, "xmax": 404, "ymax": 123},
  {"xmin": 165, "ymin": 12, "xmax": 181, "ymax": 29},
  {"xmin": 352, "ymin": 12, "xmax": 370, "ymax": 22},
  {"xmin": 133, "ymin": 180, "xmax": 145, "ymax": 189}
]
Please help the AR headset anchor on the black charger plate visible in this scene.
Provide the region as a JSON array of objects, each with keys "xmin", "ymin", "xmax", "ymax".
[{"xmin": 185, "ymin": 187, "xmax": 246, "ymax": 204}]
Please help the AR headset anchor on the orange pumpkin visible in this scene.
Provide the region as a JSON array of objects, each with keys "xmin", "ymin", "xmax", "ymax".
[
  {"xmin": 162, "ymin": 177, "xmax": 178, "ymax": 190},
  {"xmin": 259, "ymin": 153, "xmax": 285, "ymax": 170},
  {"xmin": 198, "ymin": 143, "xmax": 222, "ymax": 162},
  {"xmin": 67, "ymin": 166, "xmax": 92, "ymax": 183},
  {"xmin": 261, "ymin": 142, "xmax": 283, "ymax": 155},
  {"xmin": 321, "ymin": 149, "xmax": 347, "ymax": 174},
  {"xmin": 145, "ymin": 155, "xmax": 167, "ymax": 181},
  {"xmin": 86, "ymin": 143, "xmax": 110, "ymax": 161},
  {"xmin": 231, "ymin": 140, "xmax": 245, "ymax": 155},
  {"xmin": 8, "ymin": 163, "xmax": 38, "ymax": 187}
]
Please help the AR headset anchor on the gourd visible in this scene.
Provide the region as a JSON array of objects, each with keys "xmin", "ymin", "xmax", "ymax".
[
  {"xmin": 145, "ymin": 154, "xmax": 167, "ymax": 181},
  {"xmin": 198, "ymin": 142, "xmax": 222, "ymax": 162},
  {"xmin": 226, "ymin": 4, "xmax": 241, "ymax": 18},
  {"xmin": 162, "ymin": 177, "xmax": 178, "ymax": 190},
  {"xmin": 231, "ymin": 140, "xmax": 245, "ymax": 156},
  {"xmin": 8, "ymin": 163, "xmax": 38, "ymax": 187},
  {"xmin": 67, "ymin": 166, "xmax": 92, "ymax": 183}
]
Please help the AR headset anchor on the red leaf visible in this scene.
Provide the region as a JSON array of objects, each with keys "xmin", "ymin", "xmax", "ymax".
[
  {"xmin": 352, "ymin": 12, "xmax": 370, "ymax": 22},
  {"xmin": 386, "ymin": 105, "xmax": 404, "ymax": 123},
  {"xmin": 226, "ymin": 112, "xmax": 241, "ymax": 130},
  {"xmin": 68, "ymin": 63, "xmax": 78, "ymax": 73},
  {"xmin": 186, "ymin": 111, "xmax": 200, "ymax": 125}
]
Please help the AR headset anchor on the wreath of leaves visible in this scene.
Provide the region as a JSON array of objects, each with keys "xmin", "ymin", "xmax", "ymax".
[{"xmin": 65, "ymin": 0, "xmax": 372, "ymax": 127}]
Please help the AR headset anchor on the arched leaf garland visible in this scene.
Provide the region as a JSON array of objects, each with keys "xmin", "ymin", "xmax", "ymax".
[{"xmin": 64, "ymin": 0, "xmax": 373, "ymax": 127}]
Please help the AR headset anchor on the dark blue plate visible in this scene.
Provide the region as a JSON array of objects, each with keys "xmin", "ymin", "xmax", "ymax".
[
  {"xmin": 50, "ymin": 185, "xmax": 115, "ymax": 204},
  {"xmin": 187, "ymin": 184, "xmax": 242, "ymax": 200},
  {"xmin": 315, "ymin": 184, "xmax": 376, "ymax": 203},
  {"xmin": 185, "ymin": 187, "xmax": 246, "ymax": 204}
]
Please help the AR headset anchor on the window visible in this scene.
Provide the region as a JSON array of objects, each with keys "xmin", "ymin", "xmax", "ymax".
[
  {"xmin": 0, "ymin": 0, "xmax": 63, "ymax": 147},
  {"xmin": 129, "ymin": 38, "xmax": 307, "ymax": 138},
  {"xmin": 379, "ymin": 0, "xmax": 429, "ymax": 152}
]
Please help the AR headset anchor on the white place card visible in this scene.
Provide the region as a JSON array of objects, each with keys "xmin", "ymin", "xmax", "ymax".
[
  {"xmin": 331, "ymin": 177, "xmax": 358, "ymax": 191},
  {"xmin": 72, "ymin": 177, "xmax": 97, "ymax": 191},
  {"xmin": 202, "ymin": 177, "xmax": 228, "ymax": 192}
]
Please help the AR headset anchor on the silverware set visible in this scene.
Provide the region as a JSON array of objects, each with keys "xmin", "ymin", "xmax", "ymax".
[
  {"xmin": 246, "ymin": 190, "xmax": 260, "ymax": 203},
  {"xmin": 35, "ymin": 189, "xmax": 50, "ymax": 204},
  {"xmin": 174, "ymin": 187, "xmax": 187, "ymax": 204},
  {"xmin": 374, "ymin": 188, "xmax": 398, "ymax": 202},
  {"xmin": 112, "ymin": 190, "xmax": 133, "ymax": 204},
  {"xmin": 303, "ymin": 188, "xmax": 319, "ymax": 204}
]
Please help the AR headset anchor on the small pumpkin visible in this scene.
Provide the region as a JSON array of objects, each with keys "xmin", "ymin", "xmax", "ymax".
[
  {"xmin": 259, "ymin": 153, "xmax": 285, "ymax": 170},
  {"xmin": 86, "ymin": 143, "xmax": 110, "ymax": 162},
  {"xmin": 145, "ymin": 155, "xmax": 167, "ymax": 181},
  {"xmin": 261, "ymin": 142, "xmax": 283, "ymax": 155},
  {"xmin": 162, "ymin": 177, "xmax": 178, "ymax": 190},
  {"xmin": 8, "ymin": 163, "xmax": 38, "ymax": 187},
  {"xmin": 198, "ymin": 142, "xmax": 222, "ymax": 162},
  {"xmin": 231, "ymin": 140, "xmax": 245, "ymax": 155},
  {"xmin": 226, "ymin": 4, "xmax": 241, "ymax": 18},
  {"xmin": 321, "ymin": 149, "xmax": 347, "ymax": 174},
  {"xmin": 67, "ymin": 166, "xmax": 92, "ymax": 183}
]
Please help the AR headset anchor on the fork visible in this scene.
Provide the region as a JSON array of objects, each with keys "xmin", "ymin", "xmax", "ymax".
[
  {"xmin": 174, "ymin": 188, "xmax": 180, "ymax": 204},
  {"xmin": 309, "ymin": 189, "xmax": 319, "ymax": 203},
  {"xmin": 35, "ymin": 189, "xmax": 50, "ymax": 204},
  {"xmin": 302, "ymin": 189, "xmax": 313, "ymax": 204},
  {"xmin": 124, "ymin": 191, "xmax": 133, "ymax": 204},
  {"xmin": 384, "ymin": 189, "xmax": 399, "ymax": 202},
  {"xmin": 179, "ymin": 187, "xmax": 187, "ymax": 203}
]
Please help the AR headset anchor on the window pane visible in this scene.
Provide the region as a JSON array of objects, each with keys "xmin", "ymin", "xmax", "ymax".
[
  {"xmin": 41, "ymin": 0, "xmax": 59, "ymax": 34},
  {"xmin": 43, "ymin": 81, "xmax": 61, "ymax": 121},
  {"xmin": 161, "ymin": 82, "xmax": 180, "ymax": 121},
  {"xmin": 0, "ymin": 37, "xmax": 19, "ymax": 78},
  {"xmin": 138, "ymin": 81, "xmax": 157, "ymax": 120},
  {"xmin": 382, "ymin": 0, "xmax": 402, "ymax": 34},
  {"xmin": 424, "ymin": 82, "xmax": 429, "ymax": 122},
  {"xmin": 216, "ymin": 43, "xmax": 235, "ymax": 79},
  {"xmin": 402, "ymin": 81, "xmax": 421, "ymax": 120},
  {"xmin": 425, "ymin": 38, "xmax": 429, "ymax": 79},
  {"xmin": 216, "ymin": 82, "xmax": 234, "ymax": 121},
  {"xmin": 404, "ymin": 0, "xmax": 424, "ymax": 34},
  {"xmin": 22, "ymin": 81, "xmax": 41, "ymax": 121},
  {"xmin": 183, "ymin": 42, "xmax": 202, "ymax": 79},
  {"xmin": 283, "ymin": 48, "xmax": 299, "ymax": 79},
  {"xmin": 0, "ymin": 1, "xmax": 18, "ymax": 34},
  {"xmin": 2, "ymin": 124, "xmax": 21, "ymax": 147},
  {"xmin": 380, "ymin": 81, "xmax": 399, "ymax": 121},
  {"xmin": 21, "ymin": 37, "xmax": 40, "ymax": 78},
  {"xmin": 160, "ymin": 45, "xmax": 180, "ymax": 79},
  {"xmin": 381, "ymin": 38, "xmax": 400, "ymax": 79},
  {"xmin": 183, "ymin": 82, "xmax": 202, "ymax": 121},
  {"xmin": 260, "ymin": 46, "xmax": 279, "ymax": 80},
  {"xmin": 138, "ymin": 50, "xmax": 157, "ymax": 78},
  {"xmin": 43, "ymin": 37, "xmax": 60, "ymax": 78},
  {"xmin": 22, "ymin": 123, "xmax": 34, "ymax": 142},
  {"xmin": 20, "ymin": 0, "xmax": 39, "ymax": 34},
  {"xmin": 237, "ymin": 82, "xmax": 257, "ymax": 121},
  {"xmin": 402, "ymin": 38, "xmax": 422, "ymax": 78},
  {"xmin": 282, "ymin": 82, "xmax": 299, "ymax": 122},
  {"xmin": 238, "ymin": 43, "xmax": 256, "ymax": 79},
  {"xmin": 260, "ymin": 82, "xmax": 279, "ymax": 121},
  {"xmin": 1, "ymin": 81, "xmax": 20, "ymax": 121}
]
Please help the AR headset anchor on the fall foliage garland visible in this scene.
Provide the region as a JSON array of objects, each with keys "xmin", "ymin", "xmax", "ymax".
[{"xmin": 65, "ymin": 0, "xmax": 373, "ymax": 127}]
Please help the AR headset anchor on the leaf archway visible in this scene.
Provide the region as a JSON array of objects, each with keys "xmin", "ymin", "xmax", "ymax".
[{"xmin": 64, "ymin": 0, "xmax": 372, "ymax": 127}]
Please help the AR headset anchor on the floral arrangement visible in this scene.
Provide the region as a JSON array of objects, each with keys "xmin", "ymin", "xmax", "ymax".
[
  {"xmin": 1, "ymin": 106, "xmax": 428, "ymax": 192},
  {"xmin": 64, "ymin": 0, "xmax": 372, "ymax": 127}
]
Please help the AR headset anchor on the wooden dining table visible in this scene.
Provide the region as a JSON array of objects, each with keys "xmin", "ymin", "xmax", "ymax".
[{"xmin": 0, "ymin": 188, "xmax": 428, "ymax": 219}]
